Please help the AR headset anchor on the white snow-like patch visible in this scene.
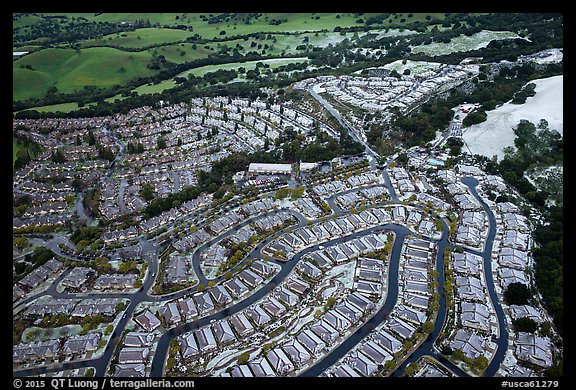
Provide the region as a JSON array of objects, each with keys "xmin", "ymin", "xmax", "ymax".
[
  {"xmin": 411, "ymin": 30, "xmax": 525, "ymax": 56},
  {"xmin": 381, "ymin": 59, "xmax": 443, "ymax": 75},
  {"xmin": 461, "ymin": 75, "xmax": 563, "ymax": 161}
]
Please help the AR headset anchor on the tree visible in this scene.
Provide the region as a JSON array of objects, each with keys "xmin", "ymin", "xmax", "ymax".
[
  {"xmin": 513, "ymin": 317, "xmax": 538, "ymax": 333},
  {"xmin": 104, "ymin": 324, "xmax": 114, "ymax": 335},
  {"xmin": 51, "ymin": 149, "xmax": 66, "ymax": 163},
  {"xmin": 451, "ymin": 349, "xmax": 465, "ymax": 361},
  {"xmin": 472, "ymin": 355, "xmax": 489, "ymax": 371},
  {"xmin": 140, "ymin": 183, "xmax": 155, "ymax": 201},
  {"xmin": 86, "ymin": 130, "xmax": 96, "ymax": 146},
  {"xmin": 422, "ymin": 321, "xmax": 434, "ymax": 334},
  {"xmin": 324, "ymin": 297, "xmax": 337, "ymax": 311},
  {"xmin": 13, "ymin": 237, "xmax": 28, "ymax": 249},
  {"xmin": 504, "ymin": 282, "xmax": 532, "ymax": 305},
  {"xmin": 405, "ymin": 362, "xmax": 419, "ymax": 377},
  {"xmin": 462, "ymin": 109, "xmax": 487, "ymax": 127},
  {"xmin": 237, "ymin": 351, "xmax": 250, "ymax": 364}
]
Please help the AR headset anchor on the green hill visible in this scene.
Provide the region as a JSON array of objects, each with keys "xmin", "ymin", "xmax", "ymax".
[
  {"xmin": 81, "ymin": 27, "xmax": 194, "ymax": 50},
  {"xmin": 13, "ymin": 47, "xmax": 155, "ymax": 101}
]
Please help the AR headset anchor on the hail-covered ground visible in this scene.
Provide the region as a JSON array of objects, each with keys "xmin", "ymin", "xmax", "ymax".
[{"xmin": 461, "ymin": 75, "xmax": 563, "ymax": 160}]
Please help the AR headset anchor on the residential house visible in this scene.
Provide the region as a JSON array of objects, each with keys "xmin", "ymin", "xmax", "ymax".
[
  {"xmin": 498, "ymin": 267, "xmax": 529, "ymax": 288},
  {"xmin": 456, "ymin": 275, "xmax": 485, "ymax": 301},
  {"xmin": 395, "ymin": 304, "xmax": 427, "ymax": 325},
  {"xmin": 238, "ymin": 269, "xmax": 264, "ymax": 288},
  {"xmin": 250, "ymin": 260, "xmax": 276, "ymax": 277},
  {"xmin": 193, "ymin": 291, "xmax": 215, "ymax": 315},
  {"xmin": 371, "ymin": 329, "xmax": 403, "ymax": 354},
  {"xmin": 276, "ymin": 287, "xmax": 299, "ymax": 307},
  {"xmin": 332, "ymin": 362, "xmax": 361, "ymax": 377},
  {"xmin": 322, "ymin": 310, "xmax": 352, "ymax": 332},
  {"xmin": 13, "ymin": 339, "xmax": 60, "ymax": 363},
  {"xmin": 298, "ymin": 260, "xmax": 323, "ymax": 279},
  {"xmin": 311, "ymin": 319, "xmax": 339, "ymax": 345},
  {"xmin": 460, "ymin": 302, "xmax": 491, "ymax": 332},
  {"xmin": 297, "ymin": 329, "xmax": 326, "ymax": 355},
  {"xmin": 114, "ymin": 363, "xmax": 146, "ymax": 377},
  {"xmin": 261, "ymin": 296, "xmax": 286, "ymax": 318},
  {"xmin": 158, "ymin": 302, "xmax": 182, "ymax": 326},
  {"xmin": 402, "ymin": 292, "xmax": 429, "ymax": 310},
  {"xmin": 347, "ymin": 350, "xmax": 378, "ymax": 376},
  {"xmin": 195, "ymin": 327, "xmax": 217, "ymax": 353},
  {"xmin": 229, "ymin": 365, "xmax": 254, "ymax": 377},
  {"xmin": 266, "ymin": 347, "xmax": 295, "ymax": 375},
  {"xmin": 223, "ymin": 278, "xmax": 249, "ymax": 298},
  {"xmin": 249, "ymin": 356, "xmax": 276, "ymax": 377},
  {"xmin": 449, "ymin": 329, "xmax": 487, "ymax": 360},
  {"xmin": 93, "ymin": 274, "xmax": 137, "ymax": 290},
  {"xmin": 62, "ymin": 333, "xmax": 101, "ymax": 355},
  {"xmin": 179, "ymin": 333, "xmax": 199, "ymax": 358},
  {"xmin": 209, "ymin": 285, "xmax": 233, "ymax": 307},
  {"xmin": 355, "ymin": 280, "xmax": 382, "ymax": 297},
  {"xmin": 228, "ymin": 313, "xmax": 254, "ymax": 338},
  {"xmin": 177, "ymin": 298, "xmax": 198, "ymax": 321},
  {"xmin": 359, "ymin": 340, "xmax": 392, "ymax": 365},
  {"xmin": 246, "ymin": 305, "xmax": 272, "ymax": 328},
  {"xmin": 134, "ymin": 310, "xmax": 161, "ymax": 332},
  {"xmin": 60, "ymin": 267, "xmax": 94, "ymax": 289},
  {"xmin": 212, "ymin": 319, "xmax": 237, "ymax": 346},
  {"xmin": 72, "ymin": 298, "xmax": 121, "ymax": 317},
  {"xmin": 385, "ymin": 317, "xmax": 417, "ymax": 340},
  {"xmin": 124, "ymin": 332, "xmax": 155, "ymax": 347},
  {"xmin": 509, "ymin": 305, "xmax": 544, "ymax": 324},
  {"xmin": 118, "ymin": 347, "xmax": 150, "ymax": 364},
  {"xmin": 515, "ymin": 332, "xmax": 553, "ymax": 368},
  {"xmin": 281, "ymin": 338, "xmax": 311, "ymax": 367},
  {"xmin": 498, "ymin": 247, "xmax": 529, "ymax": 270},
  {"xmin": 453, "ymin": 252, "xmax": 482, "ymax": 275}
]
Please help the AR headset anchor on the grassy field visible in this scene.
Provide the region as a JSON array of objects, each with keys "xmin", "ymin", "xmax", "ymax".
[
  {"xmin": 32, "ymin": 13, "xmax": 399, "ymax": 39},
  {"xmin": 13, "ymin": 138, "xmax": 40, "ymax": 168},
  {"xmin": 178, "ymin": 57, "xmax": 309, "ymax": 78},
  {"xmin": 13, "ymin": 12, "xmax": 451, "ymax": 111},
  {"xmin": 18, "ymin": 101, "xmax": 99, "ymax": 114},
  {"xmin": 81, "ymin": 27, "xmax": 193, "ymax": 50},
  {"xmin": 13, "ymin": 138, "xmax": 23, "ymax": 166},
  {"xmin": 13, "ymin": 47, "xmax": 155, "ymax": 101}
]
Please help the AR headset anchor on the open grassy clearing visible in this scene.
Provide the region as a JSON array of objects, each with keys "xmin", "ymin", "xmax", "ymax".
[
  {"xmin": 147, "ymin": 43, "xmax": 215, "ymax": 63},
  {"xmin": 13, "ymin": 138, "xmax": 24, "ymax": 166},
  {"xmin": 20, "ymin": 101, "xmax": 99, "ymax": 114},
  {"xmin": 21, "ymin": 56, "xmax": 309, "ymax": 113},
  {"xmin": 33, "ymin": 13, "xmax": 405, "ymax": 39},
  {"xmin": 12, "ymin": 12, "xmax": 460, "ymax": 111},
  {"xmin": 80, "ymin": 27, "xmax": 194, "ymax": 49},
  {"xmin": 13, "ymin": 137, "xmax": 42, "ymax": 169},
  {"xmin": 177, "ymin": 57, "xmax": 309, "ymax": 78},
  {"xmin": 13, "ymin": 47, "xmax": 155, "ymax": 101}
]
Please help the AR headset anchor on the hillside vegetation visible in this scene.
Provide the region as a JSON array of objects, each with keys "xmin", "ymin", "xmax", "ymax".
[{"xmin": 13, "ymin": 47, "xmax": 155, "ymax": 101}]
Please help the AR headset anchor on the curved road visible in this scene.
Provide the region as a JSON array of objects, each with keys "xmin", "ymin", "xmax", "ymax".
[
  {"xmin": 150, "ymin": 223, "xmax": 412, "ymax": 377},
  {"xmin": 15, "ymin": 87, "xmax": 510, "ymax": 378},
  {"xmin": 389, "ymin": 176, "xmax": 508, "ymax": 377}
]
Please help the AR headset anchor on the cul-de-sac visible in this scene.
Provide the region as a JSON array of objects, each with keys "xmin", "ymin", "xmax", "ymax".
[{"xmin": 13, "ymin": 12, "xmax": 563, "ymax": 379}]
